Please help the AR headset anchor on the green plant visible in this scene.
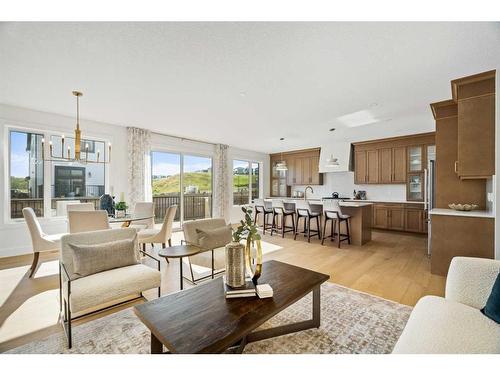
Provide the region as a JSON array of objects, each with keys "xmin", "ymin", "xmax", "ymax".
[
  {"xmin": 232, "ymin": 206, "xmax": 261, "ymax": 243},
  {"xmin": 115, "ymin": 201, "xmax": 128, "ymax": 211}
]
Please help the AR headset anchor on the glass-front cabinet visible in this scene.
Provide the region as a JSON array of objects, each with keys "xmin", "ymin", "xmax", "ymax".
[
  {"xmin": 408, "ymin": 145, "xmax": 423, "ymax": 172},
  {"xmin": 407, "ymin": 173, "xmax": 424, "ymax": 201},
  {"xmin": 271, "ymin": 160, "xmax": 288, "ymax": 196}
]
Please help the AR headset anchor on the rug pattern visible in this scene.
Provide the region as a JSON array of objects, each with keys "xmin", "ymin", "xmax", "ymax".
[{"xmin": 7, "ymin": 283, "xmax": 411, "ymax": 354}]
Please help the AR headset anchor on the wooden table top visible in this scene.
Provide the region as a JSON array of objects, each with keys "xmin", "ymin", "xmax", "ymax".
[
  {"xmin": 157, "ymin": 244, "xmax": 201, "ymax": 258},
  {"xmin": 133, "ymin": 260, "xmax": 329, "ymax": 353}
]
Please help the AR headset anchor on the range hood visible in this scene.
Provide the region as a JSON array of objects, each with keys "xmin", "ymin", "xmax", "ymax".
[{"xmin": 319, "ymin": 141, "xmax": 353, "ymax": 173}]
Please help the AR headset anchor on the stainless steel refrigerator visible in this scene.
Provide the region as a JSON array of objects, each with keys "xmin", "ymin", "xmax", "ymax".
[{"xmin": 425, "ymin": 158, "xmax": 436, "ymax": 256}]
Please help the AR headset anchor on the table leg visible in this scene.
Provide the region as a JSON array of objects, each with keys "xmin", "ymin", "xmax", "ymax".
[
  {"xmin": 179, "ymin": 257, "xmax": 183, "ymax": 290},
  {"xmin": 312, "ymin": 284, "xmax": 320, "ymax": 328},
  {"xmin": 151, "ymin": 333, "xmax": 163, "ymax": 354}
]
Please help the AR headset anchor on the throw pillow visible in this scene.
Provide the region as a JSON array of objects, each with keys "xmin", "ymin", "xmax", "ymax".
[
  {"xmin": 69, "ymin": 238, "xmax": 138, "ymax": 277},
  {"xmin": 481, "ymin": 272, "xmax": 500, "ymax": 324},
  {"xmin": 196, "ymin": 225, "xmax": 232, "ymax": 249}
]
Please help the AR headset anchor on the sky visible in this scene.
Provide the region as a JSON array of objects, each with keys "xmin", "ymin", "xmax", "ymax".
[
  {"xmin": 10, "ymin": 131, "xmax": 30, "ymax": 177},
  {"xmin": 151, "ymin": 152, "xmax": 212, "ymax": 177}
]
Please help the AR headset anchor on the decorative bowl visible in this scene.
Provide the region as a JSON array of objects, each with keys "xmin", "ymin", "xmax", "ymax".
[{"xmin": 448, "ymin": 203, "xmax": 478, "ymax": 211}]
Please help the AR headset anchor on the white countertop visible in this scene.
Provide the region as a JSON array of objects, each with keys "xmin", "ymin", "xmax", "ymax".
[
  {"xmin": 429, "ymin": 208, "xmax": 494, "ymax": 218},
  {"xmin": 264, "ymin": 198, "xmax": 372, "ymax": 208}
]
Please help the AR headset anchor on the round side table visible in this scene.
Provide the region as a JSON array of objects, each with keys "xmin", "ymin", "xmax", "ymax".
[{"xmin": 158, "ymin": 245, "xmax": 201, "ymax": 290}]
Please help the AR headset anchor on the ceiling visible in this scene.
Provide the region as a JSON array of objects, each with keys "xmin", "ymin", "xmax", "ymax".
[{"xmin": 1, "ymin": 22, "xmax": 499, "ymax": 153}]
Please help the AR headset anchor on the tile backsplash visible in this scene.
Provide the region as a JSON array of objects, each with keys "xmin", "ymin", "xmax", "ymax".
[{"xmin": 292, "ymin": 171, "xmax": 407, "ymax": 201}]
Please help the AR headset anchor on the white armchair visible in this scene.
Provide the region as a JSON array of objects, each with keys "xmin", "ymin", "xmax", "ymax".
[
  {"xmin": 393, "ymin": 257, "xmax": 500, "ymax": 354},
  {"xmin": 59, "ymin": 228, "xmax": 161, "ymax": 348}
]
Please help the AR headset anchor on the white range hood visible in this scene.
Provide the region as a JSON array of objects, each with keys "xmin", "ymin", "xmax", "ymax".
[{"xmin": 319, "ymin": 141, "xmax": 353, "ymax": 173}]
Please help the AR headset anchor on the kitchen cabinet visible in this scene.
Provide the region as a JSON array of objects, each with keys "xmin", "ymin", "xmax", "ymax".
[
  {"xmin": 353, "ymin": 133, "xmax": 434, "ymax": 186},
  {"xmin": 392, "ymin": 147, "xmax": 407, "ymax": 182},
  {"xmin": 366, "ymin": 150, "xmax": 379, "ymax": 183},
  {"xmin": 354, "ymin": 151, "xmax": 367, "ymax": 184},
  {"xmin": 372, "ymin": 203, "xmax": 427, "ymax": 233},
  {"xmin": 407, "ymin": 173, "xmax": 424, "ymax": 201},
  {"xmin": 405, "ymin": 208, "xmax": 424, "ymax": 233},
  {"xmin": 379, "ymin": 148, "xmax": 392, "ymax": 183},
  {"xmin": 269, "ymin": 148, "xmax": 323, "ymax": 195}
]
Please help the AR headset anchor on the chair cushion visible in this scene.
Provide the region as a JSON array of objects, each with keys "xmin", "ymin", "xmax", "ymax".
[
  {"xmin": 196, "ymin": 225, "xmax": 232, "ymax": 250},
  {"xmin": 393, "ymin": 296, "xmax": 500, "ymax": 354},
  {"xmin": 137, "ymin": 228, "xmax": 160, "ymax": 240},
  {"xmin": 69, "ymin": 238, "xmax": 138, "ymax": 277},
  {"xmin": 65, "ymin": 264, "xmax": 161, "ymax": 313}
]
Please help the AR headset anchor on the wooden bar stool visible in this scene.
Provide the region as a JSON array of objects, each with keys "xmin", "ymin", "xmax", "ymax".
[
  {"xmin": 253, "ymin": 199, "xmax": 274, "ymax": 234},
  {"xmin": 270, "ymin": 199, "xmax": 296, "ymax": 238},
  {"xmin": 321, "ymin": 199, "xmax": 351, "ymax": 248},
  {"xmin": 294, "ymin": 200, "xmax": 321, "ymax": 243}
]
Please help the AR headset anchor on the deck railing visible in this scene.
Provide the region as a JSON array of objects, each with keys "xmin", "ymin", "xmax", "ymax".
[{"xmin": 152, "ymin": 193, "xmax": 212, "ymax": 223}]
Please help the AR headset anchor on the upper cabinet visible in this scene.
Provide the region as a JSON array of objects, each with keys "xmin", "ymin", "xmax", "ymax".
[
  {"xmin": 353, "ymin": 133, "xmax": 434, "ymax": 187},
  {"xmin": 451, "ymin": 70, "xmax": 495, "ymax": 179},
  {"xmin": 269, "ymin": 148, "xmax": 323, "ymax": 196}
]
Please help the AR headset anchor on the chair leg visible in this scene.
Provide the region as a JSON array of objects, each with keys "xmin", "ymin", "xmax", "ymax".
[
  {"xmin": 29, "ymin": 252, "xmax": 40, "ymax": 278},
  {"xmin": 281, "ymin": 214, "xmax": 285, "ymax": 238},
  {"xmin": 168, "ymin": 238, "xmax": 172, "ymax": 247},
  {"xmin": 142, "ymin": 243, "xmax": 146, "ymax": 252},
  {"xmin": 316, "ymin": 216, "xmax": 321, "ymax": 240},
  {"xmin": 307, "ymin": 217, "xmax": 311, "ymax": 243},
  {"xmin": 162, "ymin": 243, "xmax": 169, "ymax": 263},
  {"xmin": 151, "ymin": 243, "xmax": 154, "ymax": 248},
  {"xmin": 337, "ymin": 220, "xmax": 342, "ymax": 248},
  {"xmin": 254, "ymin": 211, "xmax": 258, "ymax": 225},
  {"xmin": 346, "ymin": 219, "xmax": 351, "ymax": 245},
  {"xmin": 263, "ymin": 213, "xmax": 267, "ymax": 235},
  {"xmin": 294, "ymin": 215, "xmax": 300, "ymax": 240},
  {"xmin": 331, "ymin": 218, "xmax": 334, "ymax": 241},
  {"xmin": 321, "ymin": 218, "xmax": 327, "ymax": 245}
]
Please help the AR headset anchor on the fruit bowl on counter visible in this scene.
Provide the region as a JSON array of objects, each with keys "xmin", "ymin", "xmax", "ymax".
[{"xmin": 448, "ymin": 203, "xmax": 479, "ymax": 211}]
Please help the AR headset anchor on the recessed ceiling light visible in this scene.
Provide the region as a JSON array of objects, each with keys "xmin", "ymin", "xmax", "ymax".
[
  {"xmin": 279, "ymin": 137, "xmax": 285, "ymax": 141},
  {"xmin": 369, "ymin": 102, "xmax": 378, "ymax": 108},
  {"xmin": 239, "ymin": 91, "xmax": 246, "ymax": 97},
  {"xmin": 337, "ymin": 110, "xmax": 381, "ymax": 128},
  {"xmin": 329, "ymin": 128, "xmax": 336, "ymax": 132}
]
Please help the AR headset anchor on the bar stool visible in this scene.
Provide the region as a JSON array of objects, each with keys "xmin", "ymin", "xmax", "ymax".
[
  {"xmin": 294, "ymin": 200, "xmax": 321, "ymax": 242},
  {"xmin": 322, "ymin": 199, "xmax": 351, "ymax": 248},
  {"xmin": 270, "ymin": 199, "xmax": 296, "ymax": 238},
  {"xmin": 253, "ymin": 199, "xmax": 274, "ymax": 234}
]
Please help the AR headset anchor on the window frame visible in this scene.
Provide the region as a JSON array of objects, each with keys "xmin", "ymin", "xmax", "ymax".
[
  {"xmin": 4, "ymin": 124, "xmax": 109, "ymax": 223},
  {"xmin": 232, "ymin": 159, "xmax": 261, "ymax": 207}
]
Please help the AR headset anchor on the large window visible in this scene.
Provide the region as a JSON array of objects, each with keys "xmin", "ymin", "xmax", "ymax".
[
  {"xmin": 9, "ymin": 130, "xmax": 44, "ymax": 218},
  {"xmin": 151, "ymin": 151, "xmax": 212, "ymax": 228},
  {"xmin": 49, "ymin": 135, "xmax": 106, "ymax": 216},
  {"xmin": 233, "ymin": 160, "xmax": 260, "ymax": 205}
]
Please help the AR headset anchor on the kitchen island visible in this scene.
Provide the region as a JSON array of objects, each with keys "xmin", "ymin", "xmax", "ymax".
[{"xmin": 262, "ymin": 199, "xmax": 373, "ymax": 246}]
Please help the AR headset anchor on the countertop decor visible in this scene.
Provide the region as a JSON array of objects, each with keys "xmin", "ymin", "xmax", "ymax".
[{"xmin": 448, "ymin": 203, "xmax": 478, "ymax": 211}]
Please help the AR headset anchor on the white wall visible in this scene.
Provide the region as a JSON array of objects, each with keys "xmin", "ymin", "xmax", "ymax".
[{"xmin": 292, "ymin": 171, "xmax": 407, "ymax": 201}]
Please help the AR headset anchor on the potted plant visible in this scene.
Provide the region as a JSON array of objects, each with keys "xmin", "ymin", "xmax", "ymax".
[{"xmin": 115, "ymin": 201, "xmax": 128, "ymax": 218}]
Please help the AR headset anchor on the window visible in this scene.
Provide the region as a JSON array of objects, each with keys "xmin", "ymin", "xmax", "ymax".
[
  {"xmin": 49, "ymin": 135, "xmax": 106, "ymax": 216},
  {"xmin": 151, "ymin": 151, "xmax": 212, "ymax": 228},
  {"xmin": 233, "ymin": 160, "xmax": 260, "ymax": 205},
  {"xmin": 9, "ymin": 130, "xmax": 44, "ymax": 219}
]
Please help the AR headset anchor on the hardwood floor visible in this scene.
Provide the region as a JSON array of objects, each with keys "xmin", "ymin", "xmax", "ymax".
[{"xmin": 0, "ymin": 229, "xmax": 445, "ymax": 352}]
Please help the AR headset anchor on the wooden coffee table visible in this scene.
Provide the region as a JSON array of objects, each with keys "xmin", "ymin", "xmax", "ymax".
[{"xmin": 133, "ymin": 260, "xmax": 329, "ymax": 354}]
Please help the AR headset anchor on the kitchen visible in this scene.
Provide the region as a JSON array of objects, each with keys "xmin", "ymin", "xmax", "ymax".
[{"xmin": 264, "ymin": 70, "xmax": 495, "ymax": 276}]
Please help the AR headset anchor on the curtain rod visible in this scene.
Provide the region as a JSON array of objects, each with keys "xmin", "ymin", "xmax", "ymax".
[{"xmin": 151, "ymin": 131, "xmax": 218, "ymax": 146}]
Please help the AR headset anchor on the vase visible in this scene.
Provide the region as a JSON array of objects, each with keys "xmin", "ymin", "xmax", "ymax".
[
  {"xmin": 116, "ymin": 209, "xmax": 126, "ymax": 218},
  {"xmin": 245, "ymin": 239, "xmax": 263, "ymax": 284},
  {"xmin": 225, "ymin": 242, "xmax": 246, "ymax": 288}
]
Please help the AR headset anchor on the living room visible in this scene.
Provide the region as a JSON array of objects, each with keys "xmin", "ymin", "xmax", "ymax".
[{"xmin": 1, "ymin": 1, "xmax": 500, "ymax": 374}]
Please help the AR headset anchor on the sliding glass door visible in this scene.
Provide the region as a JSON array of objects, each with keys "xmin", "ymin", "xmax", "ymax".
[
  {"xmin": 151, "ymin": 151, "xmax": 212, "ymax": 229},
  {"xmin": 151, "ymin": 152, "xmax": 181, "ymax": 229}
]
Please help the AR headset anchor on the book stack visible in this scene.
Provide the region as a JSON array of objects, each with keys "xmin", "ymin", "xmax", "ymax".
[
  {"xmin": 256, "ymin": 284, "xmax": 273, "ymax": 298},
  {"xmin": 223, "ymin": 277, "xmax": 256, "ymax": 299}
]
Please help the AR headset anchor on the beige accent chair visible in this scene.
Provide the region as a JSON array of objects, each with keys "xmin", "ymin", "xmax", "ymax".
[
  {"xmin": 56, "ymin": 200, "xmax": 81, "ymax": 216},
  {"xmin": 393, "ymin": 257, "xmax": 500, "ymax": 354},
  {"xmin": 23, "ymin": 207, "xmax": 66, "ymax": 278},
  {"xmin": 68, "ymin": 210, "xmax": 110, "ymax": 234},
  {"xmin": 59, "ymin": 228, "xmax": 161, "ymax": 348},
  {"xmin": 138, "ymin": 205, "xmax": 177, "ymax": 254},
  {"xmin": 182, "ymin": 218, "xmax": 229, "ymax": 283},
  {"xmin": 129, "ymin": 202, "xmax": 155, "ymax": 231},
  {"xmin": 66, "ymin": 202, "xmax": 95, "ymax": 213}
]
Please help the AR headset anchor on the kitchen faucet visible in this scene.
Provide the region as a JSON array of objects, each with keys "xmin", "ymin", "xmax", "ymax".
[{"xmin": 304, "ymin": 186, "xmax": 314, "ymax": 200}]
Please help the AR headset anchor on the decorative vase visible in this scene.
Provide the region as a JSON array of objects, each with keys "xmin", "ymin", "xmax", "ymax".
[
  {"xmin": 116, "ymin": 209, "xmax": 126, "ymax": 218},
  {"xmin": 245, "ymin": 239, "xmax": 263, "ymax": 284},
  {"xmin": 225, "ymin": 242, "xmax": 246, "ymax": 288}
]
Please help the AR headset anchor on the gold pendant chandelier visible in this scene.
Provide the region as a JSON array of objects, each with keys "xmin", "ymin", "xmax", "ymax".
[{"xmin": 42, "ymin": 91, "xmax": 111, "ymax": 164}]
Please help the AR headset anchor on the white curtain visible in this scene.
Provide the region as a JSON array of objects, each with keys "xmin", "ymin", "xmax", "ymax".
[
  {"xmin": 127, "ymin": 127, "xmax": 151, "ymax": 210},
  {"xmin": 213, "ymin": 144, "xmax": 230, "ymax": 221}
]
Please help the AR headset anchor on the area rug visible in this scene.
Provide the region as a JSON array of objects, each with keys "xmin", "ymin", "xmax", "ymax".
[{"xmin": 6, "ymin": 283, "xmax": 411, "ymax": 354}]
